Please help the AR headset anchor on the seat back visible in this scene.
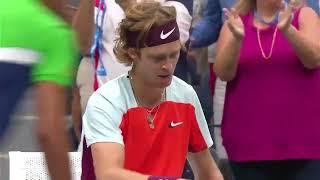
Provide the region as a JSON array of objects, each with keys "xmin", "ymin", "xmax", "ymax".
[{"xmin": 9, "ymin": 151, "xmax": 82, "ymax": 180}]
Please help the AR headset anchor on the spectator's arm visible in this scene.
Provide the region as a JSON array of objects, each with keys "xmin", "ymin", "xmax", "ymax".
[
  {"xmin": 71, "ymin": 86, "xmax": 82, "ymax": 141},
  {"xmin": 190, "ymin": 0, "xmax": 223, "ymax": 48},
  {"xmin": 72, "ymin": 0, "xmax": 95, "ymax": 55},
  {"xmin": 35, "ymin": 83, "xmax": 71, "ymax": 180},
  {"xmin": 42, "ymin": 0, "xmax": 72, "ymax": 22},
  {"xmin": 214, "ymin": 22, "xmax": 242, "ymax": 81},
  {"xmin": 42, "ymin": 0, "xmax": 64, "ymax": 15},
  {"xmin": 281, "ymin": 7, "xmax": 320, "ymax": 69}
]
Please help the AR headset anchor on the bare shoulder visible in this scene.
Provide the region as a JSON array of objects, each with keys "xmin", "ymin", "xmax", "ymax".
[{"xmin": 298, "ymin": 6, "xmax": 319, "ymax": 26}]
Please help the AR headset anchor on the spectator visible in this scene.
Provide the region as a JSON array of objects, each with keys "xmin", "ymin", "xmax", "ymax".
[{"xmin": 215, "ymin": 0, "xmax": 320, "ymax": 179}]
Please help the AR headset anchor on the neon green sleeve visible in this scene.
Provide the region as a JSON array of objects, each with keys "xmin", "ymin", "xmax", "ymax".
[
  {"xmin": 1, "ymin": 0, "xmax": 79, "ymax": 86},
  {"xmin": 32, "ymin": 25, "xmax": 79, "ymax": 87}
]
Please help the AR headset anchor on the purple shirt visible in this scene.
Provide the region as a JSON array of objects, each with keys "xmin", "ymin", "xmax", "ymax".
[{"xmin": 222, "ymin": 9, "xmax": 320, "ymax": 162}]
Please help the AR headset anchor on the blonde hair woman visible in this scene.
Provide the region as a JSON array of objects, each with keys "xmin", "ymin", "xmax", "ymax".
[{"xmin": 215, "ymin": 0, "xmax": 320, "ymax": 179}]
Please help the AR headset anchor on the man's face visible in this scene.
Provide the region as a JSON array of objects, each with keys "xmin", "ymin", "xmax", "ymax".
[{"xmin": 135, "ymin": 40, "xmax": 181, "ymax": 89}]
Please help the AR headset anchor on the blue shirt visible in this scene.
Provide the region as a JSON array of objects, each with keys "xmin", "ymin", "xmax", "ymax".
[
  {"xmin": 190, "ymin": 0, "xmax": 319, "ymax": 48},
  {"xmin": 190, "ymin": 0, "xmax": 235, "ymax": 48},
  {"xmin": 305, "ymin": 0, "xmax": 320, "ymax": 15}
]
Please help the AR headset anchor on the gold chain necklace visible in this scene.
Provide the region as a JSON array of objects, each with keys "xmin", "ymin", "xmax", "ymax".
[
  {"xmin": 257, "ymin": 27, "xmax": 278, "ymax": 60},
  {"xmin": 128, "ymin": 72, "xmax": 166, "ymax": 129}
]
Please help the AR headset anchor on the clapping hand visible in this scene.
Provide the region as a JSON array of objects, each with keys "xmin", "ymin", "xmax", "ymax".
[
  {"xmin": 277, "ymin": 0, "xmax": 301, "ymax": 31},
  {"xmin": 223, "ymin": 8, "xmax": 245, "ymax": 40}
]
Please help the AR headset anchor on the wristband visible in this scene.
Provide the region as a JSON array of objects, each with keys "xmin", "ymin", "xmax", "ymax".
[{"xmin": 148, "ymin": 176, "xmax": 179, "ymax": 180}]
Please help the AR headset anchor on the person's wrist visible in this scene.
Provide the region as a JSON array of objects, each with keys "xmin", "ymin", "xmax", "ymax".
[
  {"xmin": 234, "ymin": 35, "xmax": 243, "ymax": 41},
  {"xmin": 281, "ymin": 24, "xmax": 294, "ymax": 36},
  {"xmin": 148, "ymin": 176, "xmax": 179, "ymax": 180},
  {"xmin": 231, "ymin": 34, "xmax": 243, "ymax": 45},
  {"xmin": 230, "ymin": 29, "xmax": 244, "ymax": 42}
]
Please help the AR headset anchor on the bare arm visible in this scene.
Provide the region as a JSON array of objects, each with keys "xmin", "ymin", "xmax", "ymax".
[
  {"xmin": 281, "ymin": 7, "xmax": 320, "ymax": 69},
  {"xmin": 72, "ymin": 0, "xmax": 95, "ymax": 55},
  {"xmin": 214, "ymin": 9, "xmax": 244, "ymax": 81},
  {"xmin": 42, "ymin": 0, "xmax": 68, "ymax": 21},
  {"xmin": 35, "ymin": 83, "xmax": 71, "ymax": 180},
  {"xmin": 187, "ymin": 149, "xmax": 223, "ymax": 180},
  {"xmin": 71, "ymin": 86, "xmax": 82, "ymax": 141},
  {"xmin": 63, "ymin": 5, "xmax": 79, "ymax": 24},
  {"xmin": 91, "ymin": 143, "xmax": 149, "ymax": 180},
  {"xmin": 214, "ymin": 22, "xmax": 242, "ymax": 81}
]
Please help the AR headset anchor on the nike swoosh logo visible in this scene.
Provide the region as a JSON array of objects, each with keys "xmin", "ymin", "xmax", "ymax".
[
  {"xmin": 169, "ymin": 121, "xmax": 183, "ymax": 128},
  {"xmin": 160, "ymin": 27, "xmax": 176, "ymax": 40}
]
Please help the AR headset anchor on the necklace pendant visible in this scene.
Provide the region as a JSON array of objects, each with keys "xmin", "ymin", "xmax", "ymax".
[
  {"xmin": 149, "ymin": 123, "xmax": 155, "ymax": 129},
  {"xmin": 147, "ymin": 113, "xmax": 155, "ymax": 129}
]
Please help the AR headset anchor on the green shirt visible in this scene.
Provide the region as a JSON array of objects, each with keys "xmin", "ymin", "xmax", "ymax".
[{"xmin": 0, "ymin": 0, "xmax": 78, "ymax": 86}]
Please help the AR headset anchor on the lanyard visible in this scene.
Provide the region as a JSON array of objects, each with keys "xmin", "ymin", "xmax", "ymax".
[{"xmin": 90, "ymin": 0, "xmax": 107, "ymax": 76}]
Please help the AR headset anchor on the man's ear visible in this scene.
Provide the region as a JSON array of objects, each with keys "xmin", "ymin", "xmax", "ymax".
[{"xmin": 128, "ymin": 48, "xmax": 139, "ymax": 61}]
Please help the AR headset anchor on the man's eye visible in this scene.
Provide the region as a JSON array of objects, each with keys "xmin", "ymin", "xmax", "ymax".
[
  {"xmin": 170, "ymin": 53, "xmax": 179, "ymax": 58},
  {"xmin": 154, "ymin": 57, "xmax": 164, "ymax": 62}
]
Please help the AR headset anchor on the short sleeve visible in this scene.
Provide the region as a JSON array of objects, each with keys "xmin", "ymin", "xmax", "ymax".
[
  {"xmin": 83, "ymin": 92, "xmax": 124, "ymax": 147},
  {"xmin": 188, "ymin": 87, "xmax": 213, "ymax": 152},
  {"xmin": 32, "ymin": 26, "xmax": 78, "ymax": 87}
]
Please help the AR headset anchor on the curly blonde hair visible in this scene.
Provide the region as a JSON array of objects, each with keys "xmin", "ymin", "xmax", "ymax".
[{"xmin": 113, "ymin": 1, "xmax": 177, "ymax": 66}]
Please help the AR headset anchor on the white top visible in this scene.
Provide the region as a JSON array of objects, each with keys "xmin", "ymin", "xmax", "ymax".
[
  {"xmin": 94, "ymin": 0, "xmax": 192, "ymax": 86},
  {"xmin": 95, "ymin": 0, "xmax": 130, "ymax": 86},
  {"xmin": 76, "ymin": 57, "xmax": 95, "ymax": 113},
  {"xmin": 163, "ymin": 1, "xmax": 192, "ymax": 44}
]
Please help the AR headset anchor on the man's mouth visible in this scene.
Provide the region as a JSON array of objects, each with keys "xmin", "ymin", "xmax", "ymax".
[{"xmin": 159, "ymin": 74, "xmax": 171, "ymax": 78}]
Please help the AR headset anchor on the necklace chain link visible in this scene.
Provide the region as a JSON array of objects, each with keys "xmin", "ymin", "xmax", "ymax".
[{"xmin": 128, "ymin": 72, "xmax": 166, "ymax": 129}]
